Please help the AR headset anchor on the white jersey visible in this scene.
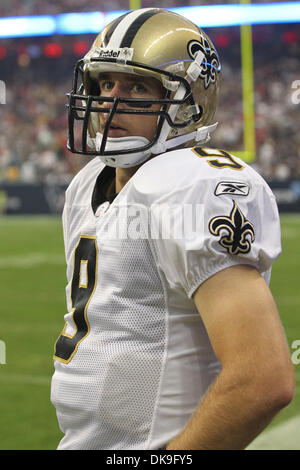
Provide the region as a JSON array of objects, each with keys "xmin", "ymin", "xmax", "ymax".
[{"xmin": 51, "ymin": 146, "xmax": 281, "ymax": 450}]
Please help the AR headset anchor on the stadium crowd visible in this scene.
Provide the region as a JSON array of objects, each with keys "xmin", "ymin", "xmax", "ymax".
[
  {"xmin": 0, "ymin": 19, "xmax": 299, "ymax": 185},
  {"xmin": 0, "ymin": 0, "xmax": 288, "ymax": 17}
]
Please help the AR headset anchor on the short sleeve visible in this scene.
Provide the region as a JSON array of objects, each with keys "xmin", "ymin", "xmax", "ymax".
[{"xmin": 151, "ymin": 172, "xmax": 281, "ymax": 298}]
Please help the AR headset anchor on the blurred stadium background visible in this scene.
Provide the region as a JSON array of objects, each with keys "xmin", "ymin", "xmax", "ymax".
[{"xmin": 0, "ymin": 0, "xmax": 299, "ymax": 450}]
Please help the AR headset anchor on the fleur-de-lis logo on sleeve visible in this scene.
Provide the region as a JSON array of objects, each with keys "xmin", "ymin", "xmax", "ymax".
[{"xmin": 209, "ymin": 201, "xmax": 255, "ymax": 255}]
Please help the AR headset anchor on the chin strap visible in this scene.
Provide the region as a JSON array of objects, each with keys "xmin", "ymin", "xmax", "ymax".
[
  {"xmin": 95, "ymin": 133, "xmax": 153, "ymax": 168},
  {"xmin": 94, "ymin": 121, "xmax": 218, "ymax": 168},
  {"xmin": 151, "ymin": 122, "xmax": 218, "ymax": 154}
]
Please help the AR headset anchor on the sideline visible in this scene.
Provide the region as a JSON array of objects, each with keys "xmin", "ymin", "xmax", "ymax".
[{"xmin": 247, "ymin": 414, "xmax": 300, "ymax": 450}]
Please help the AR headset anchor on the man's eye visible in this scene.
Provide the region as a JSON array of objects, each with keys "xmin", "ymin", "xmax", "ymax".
[
  {"xmin": 132, "ymin": 83, "xmax": 147, "ymax": 94},
  {"xmin": 100, "ymin": 81, "xmax": 114, "ymax": 91}
]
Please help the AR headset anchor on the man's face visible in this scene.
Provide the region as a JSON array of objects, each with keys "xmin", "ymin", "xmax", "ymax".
[{"xmin": 98, "ymin": 72, "xmax": 165, "ymax": 141}]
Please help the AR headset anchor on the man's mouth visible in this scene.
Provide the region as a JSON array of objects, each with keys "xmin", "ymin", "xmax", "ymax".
[
  {"xmin": 110, "ymin": 123, "xmax": 124, "ymax": 130},
  {"xmin": 104, "ymin": 122, "xmax": 127, "ymax": 137}
]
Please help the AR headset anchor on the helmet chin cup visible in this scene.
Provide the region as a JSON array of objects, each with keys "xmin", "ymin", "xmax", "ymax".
[
  {"xmin": 95, "ymin": 133, "xmax": 152, "ymax": 168},
  {"xmin": 93, "ymin": 120, "xmax": 218, "ymax": 169}
]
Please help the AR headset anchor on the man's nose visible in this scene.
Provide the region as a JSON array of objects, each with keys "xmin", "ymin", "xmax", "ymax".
[
  {"xmin": 109, "ymin": 82, "xmax": 126, "ymax": 98},
  {"xmin": 106, "ymin": 83, "xmax": 128, "ymax": 110}
]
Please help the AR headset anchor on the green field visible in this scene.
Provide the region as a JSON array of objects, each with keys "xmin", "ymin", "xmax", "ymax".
[{"xmin": 0, "ymin": 214, "xmax": 299, "ymax": 450}]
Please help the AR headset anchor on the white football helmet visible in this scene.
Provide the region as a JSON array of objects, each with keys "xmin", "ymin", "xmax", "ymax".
[{"xmin": 67, "ymin": 8, "xmax": 221, "ymax": 167}]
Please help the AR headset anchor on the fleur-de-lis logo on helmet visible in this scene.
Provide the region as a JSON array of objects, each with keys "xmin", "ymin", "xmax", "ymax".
[
  {"xmin": 187, "ymin": 35, "xmax": 220, "ymax": 89},
  {"xmin": 209, "ymin": 201, "xmax": 255, "ymax": 255}
]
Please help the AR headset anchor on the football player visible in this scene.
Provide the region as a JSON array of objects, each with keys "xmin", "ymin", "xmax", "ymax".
[{"xmin": 51, "ymin": 8, "xmax": 294, "ymax": 450}]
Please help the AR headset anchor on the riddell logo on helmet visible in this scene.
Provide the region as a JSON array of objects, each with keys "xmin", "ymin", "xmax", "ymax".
[
  {"xmin": 98, "ymin": 49, "xmax": 121, "ymax": 58},
  {"xmin": 96, "ymin": 48, "xmax": 134, "ymax": 60}
]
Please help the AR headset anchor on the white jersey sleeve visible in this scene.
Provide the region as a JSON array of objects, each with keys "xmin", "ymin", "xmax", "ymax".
[{"xmin": 133, "ymin": 146, "xmax": 281, "ymax": 298}]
